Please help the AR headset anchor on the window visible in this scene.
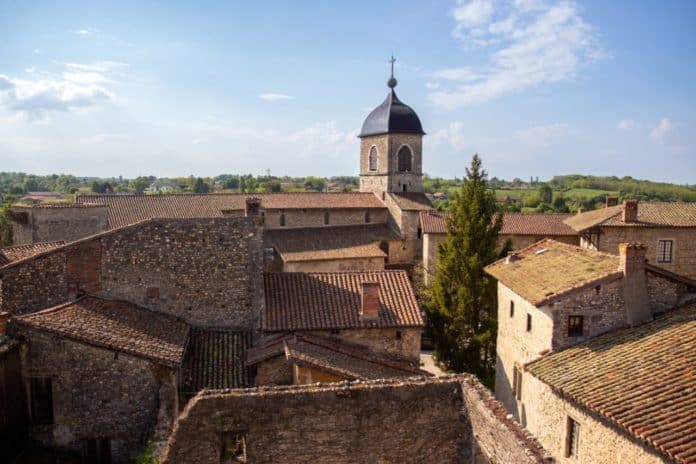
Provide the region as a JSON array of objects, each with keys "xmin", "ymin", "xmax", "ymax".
[
  {"xmin": 330, "ymin": 329, "xmax": 340, "ymax": 335},
  {"xmin": 657, "ymin": 239, "xmax": 673, "ymax": 263},
  {"xmin": 526, "ymin": 314, "xmax": 532, "ymax": 332},
  {"xmin": 368, "ymin": 146, "xmax": 378, "ymax": 171},
  {"xmin": 395, "ymin": 330, "xmax": 402, "ymax": 340},
  {"xmin": 83, "ymin": 438, "xmax": 111, "ymax": 464},
  {"xmin": 365, "ymin": 211, "xmax": 371, "ymax": 223},
  {"xmin": 324, "ymin": 211, "xmax": 330, "ymax": 225},
  {"xmin": 221, "ymin": 431, "xmax": 248, "ymax": 463},
  {"xmin": 566, "ymin": 417, "xmax": 581, "ymax": 458},
  {"xmin": 568, "ymin": 316, "xmax": 584, "ymax": 337},
  {"xmin": 509, "ymin": 301, "xmax": 515, "ymax": 318},
  {"xmin": 417, "ymin": 228, "xmax": 422, "ymax": 239},
  {"xmin": 594, "ymin": 285, "xmax": 601, "ymax": 295},
  {"xmin": 512, "ymin": 367, "xmax": 522, "ymax": 400},
  {"xmin": 279, "ymin": 213, "xmax": 286, "ymax": 227},
  {"xmin": 29, "ymin": 377, "xmax": 53, "ymax": 425},
  {"xmin": 402, "ymin": 184, "xmax": 408, "ymax": 192},
  {"xmin": 397, "ymin": 146, "xmax": 412, "ymax": 172}
]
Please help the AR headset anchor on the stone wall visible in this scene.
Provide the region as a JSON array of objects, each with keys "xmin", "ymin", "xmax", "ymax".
[
  {"xmin": 596, "ymin": 226, "xmax": 696, "ymax": 279},
  {"xmin": 359, "ymin": 133, "xmax": 424, "ymax": 194},
  {"xmin": 100, "ymin": 218, "xmax": 264, "ymax": 328},
  {"xmin": 264, "ymin": 208, "xmax": 388, "ymax": 230},
  {"xmin": 10, "ymin": 205, "xmax": 109, "ymax": 245},
  {"xmin": 162, "ymin": 376, "xmax": 548, "ymax": 464},
  {"xmin": 254, "ymin": 355, "xmax": 293, "ymax": 386},
  {"xmin": 309, "ymin": 327, "xmax": 422, "ymax": 361},
  {"xmin": 647, "ymin": 272, "xmax": 688, "ymax": 313},
  {"xmin": 14, "ymin": 328, "xmax": 176, "ymax": 464},
  {"xmin": 162, "ymin": 377, "xmax": 467, "ymax": 464},
  {"xmin": 1, "ymin": 217, "xmax": 264, "ymax": 328},
  {"xmin": 0, "ymin": 341, "xmax": 28, "ymax": 458},
  {"xmin": 500, "ymin": 234, "xmax": 579, "ymax": 250},
  {"xmin": 521, "ymin": 372, "xmax": 668, "ymax": 463},
  {"xmin": 283, "ymin": 256, "xmax": 384, "ymax": 273}
]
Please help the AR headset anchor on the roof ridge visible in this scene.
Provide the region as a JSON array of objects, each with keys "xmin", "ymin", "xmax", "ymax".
[{"xmin": 15, "ymin": 295, "xmax": 88, "ymax": 320}]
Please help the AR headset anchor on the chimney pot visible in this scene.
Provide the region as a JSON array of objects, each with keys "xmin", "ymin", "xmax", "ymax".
[
  {"xmin": 622, "ymin": 200, "xmax": 638, "ymax": 223},
  {"xmin": 0, "ymin": 312, "xmax": 8, "ymax": 335},
  {"xmin": 606, "ymin": 196, "xmax": 619, "ymax": 207},
  {"xmin": 360, "ymin": 282, "xmax": 380, "ymax": 320},
  {"xmin": 618, "ymin": 243, "xmax": 651, "ymax": 326},
  {"xmin": 245, "ymin": 197, "xmax": 262, "ymax": 217}
]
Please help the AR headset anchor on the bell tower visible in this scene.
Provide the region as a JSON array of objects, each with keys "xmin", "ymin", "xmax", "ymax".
[{"xmin": 359, "ymin": 57, "xmax": 425, "ymax": 196}]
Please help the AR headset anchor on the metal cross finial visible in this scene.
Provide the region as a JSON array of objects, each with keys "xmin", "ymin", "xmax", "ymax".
[{"xmin": 387, "ymin": 55, "xmax": 398, "ymax": 89}]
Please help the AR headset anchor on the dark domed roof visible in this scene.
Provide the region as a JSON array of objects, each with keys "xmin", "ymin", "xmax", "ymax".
[{"xmin": 359, "ymin": 90, "xmax": 425, "ymax": 138}]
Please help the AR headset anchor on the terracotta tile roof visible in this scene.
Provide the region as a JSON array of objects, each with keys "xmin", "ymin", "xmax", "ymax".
[
  {"xmin": 76, "ymin": 193, "xmax": 386, "ymax": 229},
  {"xmin": 181, "ymin": 329, "xmax": 251, "ymax": 393},
  {"xmin": 266, "ymin": 224, "xmax": 398, "ymax": 262},
  {"xmin": 0, "ymin": 241, "xmax": 65, "ymax": 266},
  {"xmin": 565, "ymin": 202, "xmax": 696, "ymax": 231},
  {"xmin": 526, "ymin": 304, "xmax": 696, "ymax": 464},
  {"xmin": 11, "ymin": 296, "xmax": 189, "ymax": 366},
  {"xmin": 263, "ymin": 271, "xmax": 424, "ymax": 331},
  {"xmin": 388, "ymin": 192, "xmax": 434, "ymax": 211},
  {"xmin": 484, "ymin": 239, "xmax": 621, "ymax": 306},
  {"xmin": 245, "ymin": 333, "xmax": 295, "ymax": 366},
  {"xmin": 13, "ymin": 203, "xmax": 103, "ymax": 209},
  {"xmin": 282, "ymin": 333, "xmax": 429, "ymax": 380},
  {"xmin": 419, "ymin": 211, "xmax": 576, "ymax": 236}
]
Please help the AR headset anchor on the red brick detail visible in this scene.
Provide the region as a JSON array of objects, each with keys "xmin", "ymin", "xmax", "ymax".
[
  {"xmin": 360, "ymin": 282, "xmax": 380, "ymax": 320},
  {"xmin": 66, "ymin": 241, "xmax": 102, "ymax": 293}
]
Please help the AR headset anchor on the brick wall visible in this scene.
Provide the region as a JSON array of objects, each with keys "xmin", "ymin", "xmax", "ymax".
[
  {"xmin": 521, "ymin": 372, "xmax": 667, "ymax": 464},
  {"xmin": 15, "ymin": 328, "xmax": 175, "ymax": 464},
  {"xmin": 162, "ymin": 377, "xmax": 468, "ymax": 464}
]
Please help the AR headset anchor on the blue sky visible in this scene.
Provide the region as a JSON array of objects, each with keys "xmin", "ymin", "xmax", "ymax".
[{"xmin": 0, "ymin": 0, "xmax": 694, "ymax": 183}]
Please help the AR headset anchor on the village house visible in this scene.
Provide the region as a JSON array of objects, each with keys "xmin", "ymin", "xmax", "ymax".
[
  {"xmin": 484, "ymin": 239, "xmax": 696, "ymax": 464},
  {"xmin": 565, "ymin": 199, "xmax": 696, "ymax": 279},
  {"xmin": 247, "ymin": 270, "xmax": 426, "ymax": 385},
  {"xmin": 419, "ymin": 211, "xmax": 579, "ymax": 286}
]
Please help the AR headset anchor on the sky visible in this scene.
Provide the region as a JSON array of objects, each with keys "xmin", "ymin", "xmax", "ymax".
[{"xmin": 0, "ymin": 0, "xmax": 695, "ymax": 183}]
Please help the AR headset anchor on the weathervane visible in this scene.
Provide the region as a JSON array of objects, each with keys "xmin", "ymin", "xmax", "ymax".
[{"xmin": 388, "ymin": 55, "xmax": 397, "ymax": 89}]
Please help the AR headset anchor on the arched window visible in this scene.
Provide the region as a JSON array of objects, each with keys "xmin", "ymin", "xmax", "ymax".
[
  {"xmin": 368, "ymin": 146, "xmax": 378, "ymax": 171},
  {"xmin": 279, "ymin": 213, "xmax": 286, "ymax": 227},
  {"xmin": 324, "ymin": 211, "xmax": 330, "ymax": 225},
  {"xmin": 397, "ymin": 146, "xmax": 412, "ymax": 172}
]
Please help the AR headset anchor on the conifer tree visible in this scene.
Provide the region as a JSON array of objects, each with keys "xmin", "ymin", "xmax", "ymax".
[{"xmin": 426, "ymin": 154, "xmax": 506, "ymax": 386}]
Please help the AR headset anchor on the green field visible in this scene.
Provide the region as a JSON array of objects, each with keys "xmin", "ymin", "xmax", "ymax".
[{"xmin": 562, "ymin": 188, "xmax": 618, "ymax": 201}]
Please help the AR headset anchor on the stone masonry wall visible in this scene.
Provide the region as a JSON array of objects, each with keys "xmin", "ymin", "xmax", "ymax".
[
  {"xmin": 597, "ymin": 226, "xmax": 696, "ymax": 280},
  {"xmin": 283, "ymin": 256, "xmax": 384, "ymax": 273},
  {"xmin": 647, "ymin": 272, "xmax": 687, "ymax": 313},
  {"xmin": 522, "ymin": 372, "xmax": 668, "ymax": 464},
  {"xmin": 162, "ymin": 376, "xmax": 548, "ymax": 464},
  {"xmin": 14, "ymin": 328, "xmax": 175, "ymax": 464},
  {"xmin": 10, "ymin": 205, "xmax": 108, "ymax": 245},
  {"xmin": 1, "ymin": 217, "xmax": 264, "ymax": 328},
  {"xmin": 254, "ymin": 355, "xmax": 293, "ymax": 386},
  {"xmin": 162, "ymin": 377, "xmax": 468, "ymax": 464},
  {"xmin": 264, "ymin": 208, "xmax": 387, "ymax": 230},
  {"xmin": 100, "ymin": 218, "xmax": 264, "ymax": 328},
  {"xmin": 0, "ymin": 252, "xmax": 68, "ymax": 315},
  {"xmin": 309, "ymin": 327, "xmax": 422, "ymax": 361}
]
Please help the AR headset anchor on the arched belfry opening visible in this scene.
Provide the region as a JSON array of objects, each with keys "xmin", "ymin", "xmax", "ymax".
[
  {"xmin": 369, "ymin": 146, "xmax": 378, "ymax": 171},
  {"xmin": 397, "ymin": 146, "xmax": 412, "ymax": 172}
]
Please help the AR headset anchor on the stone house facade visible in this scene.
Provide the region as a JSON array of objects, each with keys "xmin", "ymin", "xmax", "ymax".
[
  {"xmin": 486, "ymin": 240, "xmax": 691, "ymax": 418},
  {"xmin": 566, "ymin": 200, "xmax": 696, "ymax": 279}
]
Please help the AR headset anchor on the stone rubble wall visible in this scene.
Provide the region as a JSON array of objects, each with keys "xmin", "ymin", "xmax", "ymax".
[{"xmin": 161, "ymin": 375, "xmax": 548, "ymax": 464}]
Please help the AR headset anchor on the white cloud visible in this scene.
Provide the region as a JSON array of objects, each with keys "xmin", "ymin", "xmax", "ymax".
[
  {"xmin": 514, "ymin": 123, "xmax": 567, "ymax": 147},
  {"xmin": 430, "ymin": 0, "xmax": 608, "ymax": 108},
  {"xmin": 73, "ymin": 28, "xmax": 99, "ymax": 35},
  {"xmin": 649, "ymin": 118, "xmax": 672, "ymax": 144},
  {"xmin": 0, "ymin": 61, "xmax": 125, "ymax": 118},
  {"xmin": 453, "ymin": 0, "xmax": 494, "ymax": 28},
  {"xmin": 431, "ymin": 121, "xmax": 469, "ymax": 151},
  {"xmin": 259, "ymin": 93, "xmax": 294, "ymax": 102},
  {"xmin": 617, "ymin": 119, "xmax": 634, "ymax": 129}
]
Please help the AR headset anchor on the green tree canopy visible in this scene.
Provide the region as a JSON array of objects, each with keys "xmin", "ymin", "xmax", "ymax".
[
  {"xmin": 192, "ymin": 177, "xmax": 210, "ymax": 194},
  {"xmin": 426, "ymin": 154, "xmax": 506, "ymax": 386}
]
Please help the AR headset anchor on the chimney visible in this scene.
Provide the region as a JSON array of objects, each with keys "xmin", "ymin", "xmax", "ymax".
[
  {"xmin": 622, "ymin": 200, "xmax": 638, "ymax": 223},
  {"xmin": 245, "ymin": 197, "xmax": 262, "ymax": 217},
  {"xmin": 360, "ymin": 282, "xmax": 380, "ymax": 320},
  {"xmin": 0, "ymin": 312, "xmax": 8, "ymax": 335},
  {"xmin": 505, "ymin": 252, "xmax": 519, "ymax": 264},
  {"xmin": 619, "ymin": 243, "xmax": 651, "ymax": 326},
  {"xmin": 606, "ymin": 196, "xmax": 619, "ymax": 208}
]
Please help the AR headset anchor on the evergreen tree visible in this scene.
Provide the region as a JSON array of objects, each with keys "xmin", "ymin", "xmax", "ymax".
[
  {"xmin": 426, "ymin": 154, "xmax": 505, "ymax": 386},
  {"xmin": 193, "ymin": 177, "xmax": 210, "ymax": 194}
]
